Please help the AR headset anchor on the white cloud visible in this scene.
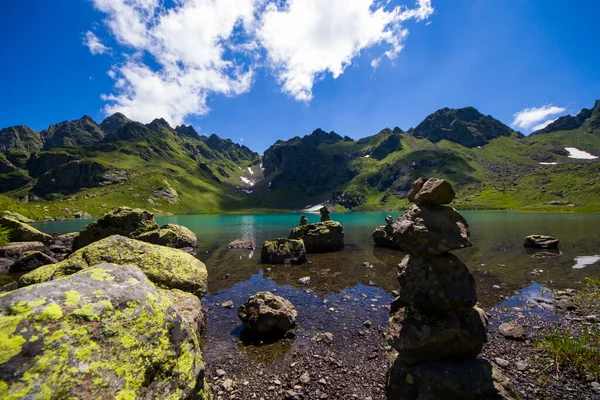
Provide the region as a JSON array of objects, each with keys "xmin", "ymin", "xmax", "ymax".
[
  {"xmin": 532, "ymin": 118, "xmax": 558, "ymax": 132},
  {"xmin": 89, "ymin": 0, "xmax": 433, "ymax": 124},
  {"xmin": 371, "ymin": 57, "xmax": 382, "ymax": 69},
  {"xmin": 83, "ymin": 31, "xmax": 111, "ymax": 55},
  {"xmin": 511, "ymin": 105, "xmax": 566, "ymax": 131},
  {"xmin": 257, "ymin": 0, "xmax": 433, "ymax": 101}
]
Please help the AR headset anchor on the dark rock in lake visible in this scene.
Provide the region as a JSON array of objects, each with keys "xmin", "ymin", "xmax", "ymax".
[
  {"xmin": 238, "ymin": 291, "xmax": 297, "ymax": 334},
  {"xmin": 261, "ymin": 238, "xmax": 307, "ymax": 264},
  {"xmin": 0, "ymin": 263, "xmax": 210, "ymax": 399},
  {"xmin": 288, "ymin": 221, "xmax": 344, "ymax": 253},
  {"xmin": 523, "ymin": 235, "xmax": 559, "ymax": 249},
  {"xmin": 9, "ymin": 250, "xmax": 57, "ymax": 273}
]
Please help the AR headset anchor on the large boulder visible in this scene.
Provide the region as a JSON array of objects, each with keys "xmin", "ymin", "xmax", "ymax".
[
  {"xmin": 136, "ymin": 224, "xmax": 198, "ymax": 251},
  {"xmin": 0, "ymin": 216, "xmax": 53, "ymax": 244},
  {"xmin": 0, "ymin": 241, "xmax": 47, "ymax": 259},
  {"xmin": 163, "ymin": 288, "xmax": 207, "ymax": 338},
  {"xmin": 395, "ymin": 254, "xmax": 477, "ymax": 311},
  {"xmin": 411, "ymin": 178, "xmax": 456, "ymax": 205},
  {"xmin": 1, "ymin": 211, "xmax": 34, "ymax": 223},
  {"xmin": 386, "ymin": 306, "xmax": 488, "ymax": 364},
  {"xmin": 9, "ymin": 251, "xmax": 56, "ymax": 273},
  {"xmin": 373, "ymin": 225, "xmax": 403, "ymax": 249},
  {"xmin": 261, "ymin": 238, "xmax": 307, "ymax": 264},
  {"xmin": 386, "ymin": 357, "xmax": 518, "ymax": 400},
  {"xmin": 72, "ymin": 207, "xmax": 158, "ymax": 250},
  {"xmin": 19, "ymin": 235, "xmax": 208, "ymax": 298},
  {"xmin": 0, "ymin": 263, "xmax": 210, "ymax": 399},
  {"xmin": 288, "ymin": 221, "xmax": 344, "ymax": 253},
  {"xmin": 238, "ymin": 291, "xmax": 297, "ymax": 333},
  {"xmin": 523, "ymin": 235, "xmax": 559, "ymax": 249},
  {"xmin": 391, "ymin": 205, "xmax": 471, "ymax": 255}
]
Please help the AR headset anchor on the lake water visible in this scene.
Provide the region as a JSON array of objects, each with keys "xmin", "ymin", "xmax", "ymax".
[{"xmin": 33, "ymin": 211, "xmax": 600, "ymax": 364}]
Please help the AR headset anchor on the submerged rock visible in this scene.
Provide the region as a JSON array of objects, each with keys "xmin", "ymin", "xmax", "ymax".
[
  {"xmin": 261, "ymin": 238, "xmax": 307, "ymax": 264},
  {"xmin": 523, "ymin": 235, "xmax": 559, "ymax": 249},
  {"xmin": 9, "ymin": 250, "xmax": 56, "ymax": 273},
  {"xmin": 288, "ymin": 221, "xmax": 344, "ymax": 253},
  {"xmin": 0, "ymin": 216, "xmax": 53, "ymax": 244},
  {"xmin": 238, "ymin": 291, "xmax": 297, "ymax": 333},
  {"xmin": 19, "ymin": 235, "xmax": 208, "ymax": 298},
  {"xmin": 227, "ymin": 239, "xmax": 255, "ymax": 250},
  {"xmin": 0, "ymin": 263, "xmax": 209, "ymax": 399}
]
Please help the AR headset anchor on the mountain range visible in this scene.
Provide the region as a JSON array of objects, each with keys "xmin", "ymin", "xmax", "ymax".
[{"xmin": 1, "ymin": 101, "xmax": 599, "ymax": 218}]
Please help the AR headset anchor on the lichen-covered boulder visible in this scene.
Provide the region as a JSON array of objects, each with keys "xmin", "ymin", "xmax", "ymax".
[
  {"xmin": 0, "ymin": 216, "xmax": 53, "ymax": 245},
  {"xmin": 386, "ymin": 306, "xmax": 487, "ymax": 364},
  {"xmin": 0, "ymin": 241, "xmax": 47, "ymax": 259},
  {"xmin": 163, "ymin": 288, "xmax": 207, "ymax": 338},
  {"xmin": 136, "ymin": 224, "xmax": 198, "ymax": 252},
  {"xmin": 395, "ymin": 254, "xmax": 477, "ymax": 311},
  {"xmin": 288, "ymin": 221, "xmax": 344, "ymax": 253},
  {"xmin": 1, "ymin": 211, "xmax": 34, "ymax": 223},
  {"xmin": 19, "ymin": 235, "xmax": 208, "ymax": 298},
  {"xmin": 392, "ymin": 205, "xmax": 471, "ymax": 255},
  {"xmin": 410, "ymin": 178, "xmax": 456, "ymax": 205},
  {"xmin": 238, "ymin": 291, "xmax": 297, "ymax": 333},
  {"xmin": 261, "ymin": 238, "xmax": 307, "ymax": 264},
  {"xmin": 0, "ymin": 263, "xmax": 210, "ymax": 399},
  {"xmin": 9, "ymin": 251, "xmax": 56, "ymax": 273},
  {"xmin": 523, "ymin": 235, "xmax": 559, "ymax": 249},
  {"xmin": 386, "ymin": 356, "xmax": 518, "ymax": 400},
  {"xmin": 72, "ymin": 207, "xmax": 158, "ymax": 250}
]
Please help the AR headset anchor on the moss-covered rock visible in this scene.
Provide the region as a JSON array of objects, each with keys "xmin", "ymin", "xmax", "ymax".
[
  {"xmin": 288, "ymin": 221, "xmax": 344, "ymax": 253},
  {"xmin": 0, "ymin": 263, "xmax": 211, "ymax": 399},
  {"xmin": 162, "ymin": 289, "xmax": 207, "ymax": 338},
  {"xmin": 372, "ymin": 225, "xmax": 402, "ymax": 249},
  {"xmin": 0, "ymin": 216, "xmax": 53, "ymax": 245},
  {"xmin": 137, "ymin": 224, "xmax": 198, "ymax": 251},
  {"xmin": 260, "ymin": 238, "xmax": 307, "ymax": 264},
  {"xmin": 72, "ymin": 207, "xmax": 158, "ymax": 250},
  {"xmin": 0, "ymin": 211, "xmax": 34, "ymax": 224},
  {"xmin": 19, "ymin": 235, "xmax": 208, "ymax": 298}
]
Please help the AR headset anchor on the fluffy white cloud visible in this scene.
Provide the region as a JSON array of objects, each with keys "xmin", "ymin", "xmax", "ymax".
[
  {"xmin": 89, "ymin": 0, "xmax": 433, "ymax": 124},
  {"xmin": 511, "ymin": 105, "xmax": 566, "ymax": 131},
  {"xmin": 83, "ymin": 31, "xmax": 111, "ymax": 55},
  {"xmin": 258, "ymin": 0, "xmax": 433, "ymax": 101}
]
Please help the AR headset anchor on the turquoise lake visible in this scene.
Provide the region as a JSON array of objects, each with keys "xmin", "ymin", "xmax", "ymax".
[{"xmin": 33, "ymin": 211, "xmax": 600, "ymax": 364}]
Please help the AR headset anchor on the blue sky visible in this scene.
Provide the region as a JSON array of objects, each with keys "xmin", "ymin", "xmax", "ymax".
[{"xmin": 1, "ymin": 0, "xmax": 599, "ymax": 153}]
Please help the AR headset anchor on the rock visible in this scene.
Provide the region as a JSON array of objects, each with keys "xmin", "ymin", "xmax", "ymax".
[
  {"xmin": 396, "ymin": 254, "xmax": 477, "ymax": 310},
  {"xmin": 152, "ymin": 187, "xmax": 179, "ymax": 204},
  {"xmin": 1, "ymin": 211, "xmax": 34, "ymax": 223},
  {"xmin": 523, "ymin": 235, "xmax": 559, "ymax": 249},
  {"xmin": 227, "ymin": 239, "xmax": 255, "ymax": 250},
  {"xmin": 261, "ymin": 238, "xmax": 307, "ymax": 264},
  {"xmin": 72, "ymin": 207, "xmax": 159, "ymax": 250},
  {"xmin": 498, "ymin": 322, "xmax": 527, "ymax": 341},
  {"xmin": 285, "ymin": 389, "xmax": 303, "ymax": 400},
  {"xmin": 299, "ymin": 216, "xmax": 308, "ymax": 226},
  {"xmin": 386, "ymin": 357, "xmax": 518, "ymax": 400},
  {"xmin": 136, "ymin": 223, "xmax": 198, "ymax": 251},
  {"xmin": 0, "ymin": 263, "xmax": 209, "ymax": 399},
  {"xmin": 0, "ymin": 241, "xmax": 47, "ymax": 259},
  {"xmin": 9, "ymin": 250, "xmax": 57, "ymax": 273},
  {"xmin": 515, "ymin": 360, "xmax": 528, "ymax": 371},
  {"xmin": 585, "ymin": 315, "xmax": 597, "ymax": 322},
  {"xmin": 407, "ymin": 177, "xmax": 425, "ymax": 203},
  {"xmin": 216, "ymin": 369, "xmax": 226, "ymax": 377},
  {"xmin": 389, "ymin": 204, "xmax": 471, "ymax": 255},
  {"xmin": 300, "ymin": 372, "xmax": 310, "ymax": 384},
  {"xmin": 386, "ymin": 307, "xmax": 487, "ymax": 364},
  {"xmin": 372, "ymin": 225, "xmax": 402, "ymax": 249},
  {"xmin": 73, "ymin": 211, "xmax": 92, "ymax": 219},
  {"xmin": 288, "ymin": 221, "xmax": 344, "ymax": 253},
  {"xmin": 19, "ymin": 235, "xmax": 208, "ymax": 298},
  {"xmin": 554, "ymin": 296, "xmax": 576, "ymax": 311},
  {"xmin": 221, "ymin": 300, "xmax": 235, "ymax": 309},
  {"xmin": 297, "ymin": 276, "xmax": 311, "ymax": 285},
  {"xmin": 411, "ymin": 178, "xmax": 456, "ymax": 205},
  {"xmin": 162, "ymin": 288, "xmax": 207, "ymax": 337},
  {"xmin": 0, "ymin": 257, "xmax": 13, "ymax": 274},
  {"xmin": 494, "ymin": 357, "xmax": 510, "ymax": 368},
  {"xmin": 0, "ymin": 216, "xmax": 53, "ymax": 244},
  {"xmin": 319, "ymin": 206, "xmax": 331, "ymax": 222},
  {"xmin": 364, "ymin": 320, "xmax": 372, "ymax": 328},
  {"xmin": 238, "ymin": 291, "xmax": 297, "ymax": 333}
]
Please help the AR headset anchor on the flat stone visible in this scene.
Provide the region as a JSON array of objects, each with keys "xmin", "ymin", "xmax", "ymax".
[
  {"xmin": 494, "ymin": 357, "xmax": 510, "ymax": 368},
  {"xmin": 297, "ymin": 276, "xmax": 311, "ymax": 285},
  {"xmin": 498, "ymin": 322, "xmax": 527, "ymax": 341},
  {"xmin": 288, "ymin": 221, "xmax": 344, "ymax": 253},
  {"xmin": 554, "ymin": 296, "xmax": 576, "ymax": 311},
  {"xmin": 523, "ymin": 235, "xmax": 559, "ymax": 249}
]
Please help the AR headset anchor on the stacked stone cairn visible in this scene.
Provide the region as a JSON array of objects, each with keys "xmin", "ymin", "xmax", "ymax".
[{"xmin": 385, "ymin": 178, "xmax": 516, "ymax": 399}]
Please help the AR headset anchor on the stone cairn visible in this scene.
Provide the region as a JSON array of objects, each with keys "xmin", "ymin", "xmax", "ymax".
[{"xmin": 385, "ymin": 178, "xmax": 516, "ymax": 399}]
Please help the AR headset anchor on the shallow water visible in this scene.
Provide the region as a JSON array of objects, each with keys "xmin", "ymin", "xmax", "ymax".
[{"xmin": 34, "ymin": 211, "xmax": 600, "ymax": 364}]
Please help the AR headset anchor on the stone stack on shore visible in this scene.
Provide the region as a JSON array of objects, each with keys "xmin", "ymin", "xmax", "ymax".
[{"xmin": 384, "ymin": 178, "xmax": 516, "ymax": 399}]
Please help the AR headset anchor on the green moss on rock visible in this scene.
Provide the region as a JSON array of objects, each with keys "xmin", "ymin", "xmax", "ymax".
[{"xmin": 0, "ymin": 216, "xmax": 53, "ymax": 244}]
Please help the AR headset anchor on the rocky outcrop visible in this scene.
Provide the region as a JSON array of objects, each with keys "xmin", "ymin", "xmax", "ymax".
[
  {"xmin": 1, "ymin": 211, "xmax": 34, "ymax": 223},
  {"xmin": 523, "ymin": 235, "xmax": 559, "ymax": 249},
  {"xmin": 19, "ymin": 235, "xmax": 208, "ymax": 298},
  {"xmin": 0, "ymin": 241, "xmax": 47, "ymax": 259},
  {"xmin": 41, "ymin": 115, "xmax": 105, "ymax": 150},
  {"xmin": 288, "ymin": 221, "xmax": 344, "ymax": 253},
  {"xmin": 0, "ymin": 216, "xmax": 53, "ymax": 244},
  {"xmin": 136, "ymin": 224, "xmax": 198, "ymax": 251},
  {"xmin": 261, "ymin": 238, "xmax": 307, "ymax": 264},
  {"xmin": 9, "ymin": 250, "xmax": 56, "ymax": 273},
  {"xmin": 385, "ymin": 178, "xmax": 515, "ymax": 399},
  {"xmin": 238, "ymin": 291, "xmax": 297, "ymax": 333},
  {"xmin": 0, "ymin": 125, "xmax": 43, "ymax": 152},
  {"xmin": 0, "ymin": 263, "xmax": 210, "ymax": 399}
]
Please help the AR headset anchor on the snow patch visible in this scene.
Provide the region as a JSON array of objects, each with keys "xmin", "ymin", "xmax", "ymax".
[
  {"xmin": 539, "ymin": 162, "xmax": 558, "ymax": 165},
  {"xmin": 572, "ymin": 255, "xmax": 600, "ymax": 269},
  {"xmin": 565, "ymin": 147, "xmax": 598, "ymax": 160},
  {"xmin": 364, "ymin": 154, "xmax": 370, "ymax": 158},
  {"xmin": 240, "ymin": 176, "xmax": 255, "ymax": 186},
  {"xmin": 242, "ymin": 189, "xmax": 253, "ymax": 194},
  {"xmin": 247, "ymin": 167, "xmax": 254, "ymax": 175},
  {"xmin": 302, "ymin": 203, "xmax": 326, "ymax": 212}
]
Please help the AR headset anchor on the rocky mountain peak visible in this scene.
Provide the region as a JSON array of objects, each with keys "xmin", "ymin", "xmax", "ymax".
[
  {"xmin": 100, "ymin": 113, "xmax": 132, "ymax": 134},
  {"xmin": 533, "ymin": 99, "xmax": 600, "ymax": 134}
]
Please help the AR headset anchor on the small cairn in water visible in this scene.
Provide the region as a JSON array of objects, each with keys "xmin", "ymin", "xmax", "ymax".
[{"xmin": 385, "ymin": 178, "xmax": 517, "ymax": 399}]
